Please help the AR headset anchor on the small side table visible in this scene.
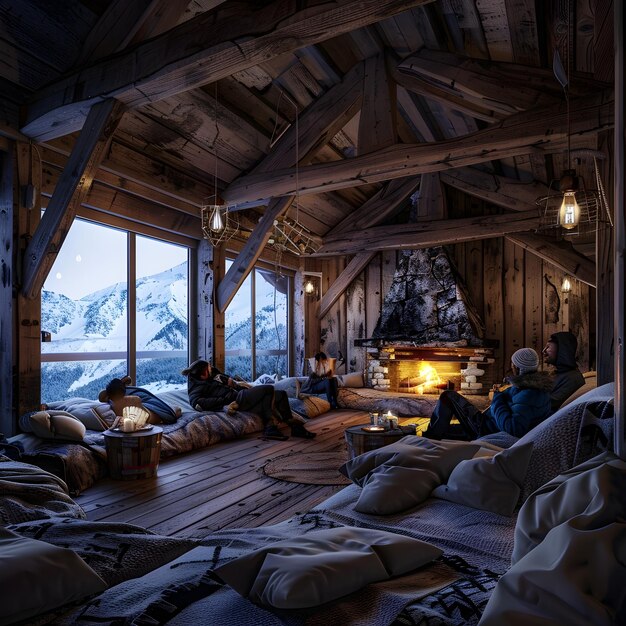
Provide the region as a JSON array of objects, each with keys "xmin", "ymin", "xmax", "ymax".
[
  {"xmin": 103, "ymin": 426, "xmax": 163, "ymax": 480},
  {"xmin": 344, "ymin": 424, "xmax": 408, "ymax": 459}
]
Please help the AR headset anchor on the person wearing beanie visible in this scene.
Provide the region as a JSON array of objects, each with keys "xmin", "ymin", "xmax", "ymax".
[
  {"xmin": 424, "ymin": 347, "xmax": 552, "ymax": 440},
  {"xmin": 181, "ymin": 359, "xmax": 316, "ymax": 441},
  {"xmin": 542, "ymin": 331, "xmax": 585, "ymax": 411}
]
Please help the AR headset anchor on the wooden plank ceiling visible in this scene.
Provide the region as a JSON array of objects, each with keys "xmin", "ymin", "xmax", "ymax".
[{"xmin": 0, "ymin": 0, "xmax": 614, "ymax": 290}]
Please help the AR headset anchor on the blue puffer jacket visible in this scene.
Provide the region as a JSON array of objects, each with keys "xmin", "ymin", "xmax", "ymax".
[{"xmin": 482, "ymin": 371, "xmax": 553, "ymax": 438}]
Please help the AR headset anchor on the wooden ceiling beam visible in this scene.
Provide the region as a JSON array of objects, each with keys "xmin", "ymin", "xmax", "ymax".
[
  {"xmin": 21, "ymin": 99, "xmax": 126, "ymax": 299},
  {"xmin": 21, "ymin": 0, "xmax": 434, "ymax": 141},
  {"xmin": 440, "ymin": 167, "xmax": 549, "ymax": 212},
  {"xmin": 222, "ymin": 90, "xmax": 613, "ymax": 205},
  {"xmin": 334, "ymin": 176, "xmax": 420, "ymax": 235},
  {"xmin": 506, "ymin": 233, "xmax": 596, "ymax": 287},
  {"xmin": 216, "ymin": 196, "xmax": 293, "ymax": 314},
  {"xmin": 318, "ymin": 252, "xmax": 376, "ymax": 318},
  {"xmin": 314, "ymin": 210, "xmax": 541, "ymax": 256},
  {"xmin": 252, "ymin": 60, "xmax": 365, "ymax": 177}
]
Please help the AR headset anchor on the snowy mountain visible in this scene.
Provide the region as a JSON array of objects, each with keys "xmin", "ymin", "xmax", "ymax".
[{"xmin": 41, "ymin": 263, "xmax": 289, "ymax": 402}]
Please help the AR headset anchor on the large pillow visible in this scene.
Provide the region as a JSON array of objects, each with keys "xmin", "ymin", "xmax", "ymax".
[
  {"xmin": 431, "ymin": 442, "xmax": 534, "ymax": 516},
  {"xmin": 0, "ymin": 527, "xmax": 107, "ymax": 624},
  {"xmin": 288, "ymin": 395, "xmax": 330, "ymax": 419},
  {"xmin": 339, "ymin": 437, "xmax": 480, "ymax": 515},
  {"xmin": 480, "ymin": 520, "xmax": 626, "ymax": 626},
  {"xmin": 512, "ymin": 386, "xmax": 614, "ymax": 503},
  {"xmin": 214, "ymin": 526, "xmax": 442, "ymax": 609},
  {"xmin": 18, "ymin": 410, "xmax": 86, "ymax": 441},
  {"xmin": 46, "ymin": 398, "xmax": 115, "ymax": 430},
  {"xmin": 337, "ymin": 371, "xmax": 364, "ymax": 388},
  {"xmin": 513, "ymin": 452, "xmax": 626, "ymax": 565}
]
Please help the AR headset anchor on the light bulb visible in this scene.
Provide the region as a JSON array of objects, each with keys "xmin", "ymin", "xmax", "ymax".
[
  {"xmin": 562, "ymin": 277, "xmax": 572, "ymax": 293},
  {"xmin": 210, "ymin": 207, "xmax": 224, "ymax": 232},
  {"xmin": 559, "ymin": 192, "xmax": 580, "ymax": 229},
  {"xmin": 304, "ymin": 280, "xmax": 315, "ymax": 294}
]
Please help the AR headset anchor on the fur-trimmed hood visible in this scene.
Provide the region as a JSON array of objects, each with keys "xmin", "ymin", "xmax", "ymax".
[{"xmin": 507, "ymin": 370, "xmax": 553, "ymax": 391}]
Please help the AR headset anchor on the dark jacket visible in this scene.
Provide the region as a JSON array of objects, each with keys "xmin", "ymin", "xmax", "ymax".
[
  {"xmin": 187, "ymin": 367, "xmax": 238, "ymax": 411},
  {"xmin": 483, "ymin": 371, "xmax": 553, "ymax": 438},
  {"xmin": 548, "ymin": 332, "xmax": 585, "ymax": 411}
]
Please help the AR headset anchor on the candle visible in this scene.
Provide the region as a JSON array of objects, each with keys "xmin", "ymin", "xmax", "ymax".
[{"xmin": 122, "ymin": 417, "xmax": 134, "ymax": 432}]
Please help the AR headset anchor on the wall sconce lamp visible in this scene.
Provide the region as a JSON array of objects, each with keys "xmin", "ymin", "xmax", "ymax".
[
  {"xmin": 303, "ymin": 271, "xmax": 322, "ymax": 298},
  {"xmin": 561, "ymin": 276, "xmax": 572, "ymax": 294}
]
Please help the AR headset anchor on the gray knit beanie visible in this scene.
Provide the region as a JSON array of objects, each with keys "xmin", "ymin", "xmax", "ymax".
[{"xmin": 511, "ymin": 348, "xmax": 539, "ymax": 375}]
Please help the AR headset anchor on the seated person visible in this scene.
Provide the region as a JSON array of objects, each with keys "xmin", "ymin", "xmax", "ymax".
[
  {"xmin": 542, "ymin": 331, "xmax": 585, "ymax": 412},
  {"xmin": 98, "ymin": 376, "xmax": 181, "ymax": 425},
  {"xmin": 299, "ymin": 352, "xmax": 339, "ymax": 409},
  {"xmin": 424, "ymin": 348, "xmax": 552, "ymax": 440},
  {"xmin": 181, "ymin": 359, "xmax": 315, "ymax": 441}
]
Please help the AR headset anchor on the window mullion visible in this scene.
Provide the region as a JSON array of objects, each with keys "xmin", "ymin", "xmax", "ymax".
[
  {"xmin": 128, "ymin": 232, "xmax": 136, "ymax": 382},
  {"xmin": 251, "ymin": 269, "xmax": 256, "ymax": 380}
]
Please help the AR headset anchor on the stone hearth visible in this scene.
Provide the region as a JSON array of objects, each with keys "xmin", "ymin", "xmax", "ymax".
[{"xmin": 366, "ymin": 344, "xmax": 496, "ymax": 395}]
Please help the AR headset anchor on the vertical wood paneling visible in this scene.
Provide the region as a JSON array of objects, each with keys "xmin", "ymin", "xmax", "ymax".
[
  {"xmin": 524, "ymin": 252, "xmax": 543, "ymax": 354},
  {"xmin": 365, "ymin": 254, "xmax": 382, "ymax": 336},
  {"xmin": 483, "ymin": 237, "xmax": 504, "ymax": 377},
  {"xmin": 346, "ymin": 273, "xmax": 365, "ymax": 373},
  {"xmin": 543, "ymin": 264, "xmax": 562, "ymax": 341},
  {"xmin": 381, "ymin": 250, "xmax": 396, "ymax": 298},
  {"xmin": 320, "ymin": 257, "xmax": 347, "ymax": 373},
  {"xmin": 0, "ymin": 147, "xmax": 13, "ymax": 435},
  {"xmin": 502, "ymin": 239, "xmax": 524, "ymax": 365}
]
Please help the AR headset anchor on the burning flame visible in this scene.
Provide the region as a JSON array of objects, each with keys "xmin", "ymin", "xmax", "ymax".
[{"xmin": 415, "ymin": 363, "xmax": 441, "ymax": 394}]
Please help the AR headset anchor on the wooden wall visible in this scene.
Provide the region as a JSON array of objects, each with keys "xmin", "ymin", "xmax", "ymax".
[{"xmin": 318, "ymin": 192, "xmax": 594, "ymax": 381}]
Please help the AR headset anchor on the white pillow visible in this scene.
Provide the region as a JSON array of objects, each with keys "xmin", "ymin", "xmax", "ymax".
[
  {"xmin": 337, "ymin": 371, "xmax": 364, "ymax": 387},
  {"xmin": 0, "ymin": 527, "xmax": 107, "ymax": 624},
  {"xmin": 431, "ymin": 442, "xmax": 534, "ymax": 516},
  {"xmin": 214, "ymin": 527, "xmax": 442, "ymax": 609}
]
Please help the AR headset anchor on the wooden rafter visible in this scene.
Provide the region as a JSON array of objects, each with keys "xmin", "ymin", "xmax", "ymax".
[
  {"xmin": 318, "ymin": 252, "xmax": 376, "ymax": 319},
  {"xmin": 506, "ymin": 233, "xmax": 596, "ymax": 287},
  {"xmin": 216, "ymin": 196, "xmax": 293, "ymax": 314},
  {"xmin": 21, "ymin": 99, "xmax": 126, "ymax": 299},
  {"xmin": 315, "ymin": 210, "xmax": 541, "ymax": 257},
  {"xmin": 21, "ymin": 0, "xmax": 434, "ymax": 141},
  {"xmin": 222, "ymin": 90, "xmax": 614, "ymax": 205}
]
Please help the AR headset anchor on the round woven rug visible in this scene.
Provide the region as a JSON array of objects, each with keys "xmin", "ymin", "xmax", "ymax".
[{"xmin": 263, "ymin": 451, "xmax": 351, "ymax": 485}]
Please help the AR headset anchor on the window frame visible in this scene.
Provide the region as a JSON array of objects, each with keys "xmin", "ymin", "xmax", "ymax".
[{"xmin": 40, "ymin": 208, "xmax": 194, "ymax": 387}]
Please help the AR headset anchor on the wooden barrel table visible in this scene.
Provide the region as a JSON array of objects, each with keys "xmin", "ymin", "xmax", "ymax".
[
  {"xmin": 103, "ymin": 426, "xmax": 163, "ymax": 480},
  {"xmin": 344, "ymin": 424, "xmax": 408, "ymax": 459}
]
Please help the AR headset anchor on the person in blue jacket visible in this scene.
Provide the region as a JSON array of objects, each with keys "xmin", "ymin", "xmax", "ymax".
[{"xmin": 424, "ymin": 347, "xmax": 552, "ymax": 440}]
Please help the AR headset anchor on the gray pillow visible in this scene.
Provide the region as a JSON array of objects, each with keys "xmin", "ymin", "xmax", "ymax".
[
  {"xmin": 0, "ymin": 527, "xmax": 107, "ymax": 624},
  {"xmin": 214, "ymin": 526, "xmax": 442, "ymax": 609},
  {"xmin": 513, "ymin": 452, "xmax": 626, "ymax": 564},
  {"xmin": 432, "ymin": 442, "xmax": 534, "ymax": 516},
  {"xmin": 340, "ymin": 437, "xmax": 480, "ymax": 515},
  {"xmin": 19, "ymin": 410, "xmax": 86, "ymax": 441},
  {"xmin": 480, "ymin": 520, "xmax": 626, "ymax": 626}
]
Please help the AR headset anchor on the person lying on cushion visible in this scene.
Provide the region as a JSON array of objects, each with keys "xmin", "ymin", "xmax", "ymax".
[
  {"xmin": 299, "ymin": 352, "xmax": 339, "ymax": 409},
  {"xmin": 98, "ymin": 377, "xmax": 181, "ymax": 424},
  {"xmin": 181, "ymin": 359, "xmax": 316, "ymax": 441},
  {"xmin": 424, "ymin": 348, "xmax": 552, "ymax": 440}
]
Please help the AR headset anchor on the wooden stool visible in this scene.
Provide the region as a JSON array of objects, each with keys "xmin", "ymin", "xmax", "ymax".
[
  {"xmin": 344, "ymin": 424, "xmax": 408, "ymax": 459},
  {"xmin": 103, "ymin": 426, "xmax": 163, "ymax": 480}
]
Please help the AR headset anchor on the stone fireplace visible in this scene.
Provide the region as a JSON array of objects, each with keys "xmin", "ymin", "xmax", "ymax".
[{"xmin": 358, "ymin": 247, "xmax": 497, "ymax": 395}]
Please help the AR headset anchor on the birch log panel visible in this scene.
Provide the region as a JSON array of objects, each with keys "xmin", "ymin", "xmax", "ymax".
[{"xmin": 346, "ymin": 274, "xmax": 366, "ymax": 374}]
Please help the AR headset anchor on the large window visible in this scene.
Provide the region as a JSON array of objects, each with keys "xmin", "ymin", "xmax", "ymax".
[
  {"xmin": 41, "ymin": 219, "xmax": 189, "ymax": 401},
  {"xmin": 224, "ymin": 262, "xmax": 290, "ymax": 380}
]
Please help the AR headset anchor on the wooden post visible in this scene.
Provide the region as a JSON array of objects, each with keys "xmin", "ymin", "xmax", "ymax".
[
  {"xmin": 614, "ymin": 0, "xmax": 625, "ymax": 459},
  {"xmin": 15, "ymin": 142, "xmax": 42, "ymax": 415},
  {"xmin": 195, "ymin": 239, "xmax": 213, "ymax": 362},
  {"xmin": 211, "ymin": 245, "xmax": 226, "ymax": 371},
  {"xmin": 0, "ymin": 146, "xmax": 13, "ymax": 435}
]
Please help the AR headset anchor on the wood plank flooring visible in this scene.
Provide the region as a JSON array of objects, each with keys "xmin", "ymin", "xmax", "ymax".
[{"xmin": 75, "ymin": 409, "xmax": 386, "ymax": 538}]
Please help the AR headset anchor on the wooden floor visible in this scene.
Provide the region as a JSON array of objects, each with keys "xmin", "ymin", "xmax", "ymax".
[{"xmin": 75, "ymin": 409, "xmax": 395, "ymax": 538}]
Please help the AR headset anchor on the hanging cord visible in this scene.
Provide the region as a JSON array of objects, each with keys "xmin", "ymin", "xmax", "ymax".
[
  {"xmin": 593, "ymin": 156, "xmax": 614, "ymax": 228},
  {"xmin": 213, "ymin": 81, "xmax": 220, "ymax": 203},
  {"xmin": 565, "ymin": 2, "xmax": 571, "ymax": 170}
]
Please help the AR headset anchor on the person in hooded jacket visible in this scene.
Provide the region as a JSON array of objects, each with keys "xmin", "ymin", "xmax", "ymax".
[
  {"xmin": 424, "ymin": 348, "xmax": 553, "ymax": 440},
  {"xmin": 542, "ymin": 331, "xmax": 585, "ymax": 412},
  {"xmin": 181, "ymin": 359, "xmax": 316, "ymax": 441}
]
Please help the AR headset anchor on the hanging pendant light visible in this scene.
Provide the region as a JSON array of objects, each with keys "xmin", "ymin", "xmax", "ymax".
[
  {"xmin": 201, "ymin": 81, "xmax": 239, "ymax": 247},
  {"xmin": 558, "ymin": 170, "xmax": 580, "ymax": 229}
]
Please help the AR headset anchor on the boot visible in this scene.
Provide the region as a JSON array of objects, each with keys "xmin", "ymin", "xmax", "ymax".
[{"xmin": 290, "ymin": 421, "xmax": 316, "ymax": 439}]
